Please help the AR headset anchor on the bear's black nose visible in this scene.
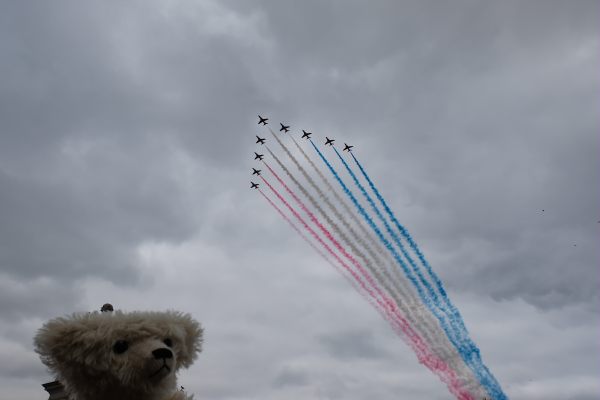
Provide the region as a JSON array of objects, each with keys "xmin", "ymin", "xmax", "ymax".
[{"xmin": 152, "ymin": 348, "xmax": 173, "ymax": 360}]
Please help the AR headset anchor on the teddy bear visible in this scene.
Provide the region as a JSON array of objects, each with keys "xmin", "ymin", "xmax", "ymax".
[{"xmin": 34, "ymin": 305, "xmax": 203, "ymax": 400}]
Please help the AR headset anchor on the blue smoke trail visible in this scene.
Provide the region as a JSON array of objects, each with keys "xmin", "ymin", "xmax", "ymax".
[
  {"xmin": 308, "ymin": 141, "xmax": 455, "ymax": 345},
  {"xmin": 332, "ymin": 149, "xmax": 449, "ymax": 314},
  {"xmin": 310, "ymin": 140, "xmax": 504, "ymax": 400},
  {"xmin": 329, "ymin": 147, "xmax": 462, "ymax": 342},
  {"xmin": 350, "ymin": 152, "xmax": 460, "ymax": 321},
  {"xmin": 348, "ymin": 151, "xmax": 507, "ymax": 398},
  {"xmin": 332, "ymin": 146, "xmax": 505, "ymax": 399}
]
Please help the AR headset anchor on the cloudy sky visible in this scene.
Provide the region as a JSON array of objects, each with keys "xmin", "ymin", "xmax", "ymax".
[{"xmin": 1, "ymin": 1, "xmax": 599, "ymax": 399}]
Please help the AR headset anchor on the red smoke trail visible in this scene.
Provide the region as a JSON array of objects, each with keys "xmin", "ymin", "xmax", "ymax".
[
  {"xmin": 284, "ymin": 135, "xmax": 482, "ymax": 393},
  {"xmin": 258, "ymin": 188, "xmax": 329, "ymax": 264},
  {"xmin": 263, "ymin": 161, "xmax": 387, "ymax": 309},
  {"xmin": 288, "ymin": 134, "xmax": 391, "ymax": 269},
  {"xmin": 267, "ymin": 132, "xmax": 395, "ymax": 301},
  {"xmin": 258, "ymin": 188, "xmax": 381, "ymax": 317},
  {"xmin": 259, "ymin": 173, "xmax": 473, "ymax": 400}
]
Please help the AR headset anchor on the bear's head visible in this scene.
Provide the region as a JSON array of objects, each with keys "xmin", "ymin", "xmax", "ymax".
[{"xmin": 35, "ymin": 310, "xmax": 203, "ymax": 400}]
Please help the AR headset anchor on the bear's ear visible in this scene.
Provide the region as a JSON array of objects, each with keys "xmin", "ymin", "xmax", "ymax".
[
  {"xmin": 34, "ymin": 312, "xmax": 108, "ymax": 374},
  {"xmin": 166, "ymin": 312, "xmax": 203, "ymax": 369},
  {"xmin": 34, "ymin": 314, "xmax": 82, "ymax": 372}
]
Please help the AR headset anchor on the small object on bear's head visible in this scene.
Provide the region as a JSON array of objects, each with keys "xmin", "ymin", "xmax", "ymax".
[{"xmin": 100, "ymin": 303, "xmax": 114, "ymax": 312}]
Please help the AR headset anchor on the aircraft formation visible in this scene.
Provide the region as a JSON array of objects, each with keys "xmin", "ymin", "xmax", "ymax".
[
  {"xmin": 249, "ymin": 114, "xmax": 508, "ymax": 400},
  {"xmin": 251, "ymin": 115, "xmax": 354, "ymax": 188}
]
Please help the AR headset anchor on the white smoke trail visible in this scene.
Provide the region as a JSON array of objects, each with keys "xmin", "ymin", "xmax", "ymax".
[
  {"xmin": 266, "ymin": 133, "xmax": 412, "ymax": 321},
  {"xmin": 267, "ymin": 133, "xmax": 487, "ymax": 396},
  {"xmin": 264, "ymin": 140, "xmax": 423, "ymax": 331},
  {"xmin": 299, "ymin": 138, "xmax": 489, "ymax": 398},
  {"xmin": 262, "ymin": 130, "xmax": 487, "ymax": 397},
  {"xmin": 289, "ymin": 134, "xmax": 387, "ymax": 261},
  {"xmin": 262, "ymin": 163, "xmax": 475, "ymax": 399},
  {"xmin": 258, "ymin": 188, "xmax": 383, "ymax": 321},
  {"xmin": 288, "ymin": 136, "xmax": 419, "ymax": 313},
  {"xmin": 264, "ymin": 145, "xmax": 389, "ymax": 291}
]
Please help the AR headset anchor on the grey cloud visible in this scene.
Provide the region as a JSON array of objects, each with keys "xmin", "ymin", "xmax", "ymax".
[
  {"xmin": 318, "ymin": 329, "xmax": 388, "ymax": 361},
  {"xmin": 221, "ymin": 0, "xmax": 600, "ymax": 310},
  {"xmin": 272, "ymin": 366, "xmax": 309, "ymax": 388},
  {"xmin": 0, "ymin": 146, "xmax": 195, "ymax": 279},
  {"xmin": 0, "ymin": 1, "xmax": 271, "ymax": 172},
  {"xmin": 1, "ymin": 1, "xmax": 599, "ymax": 399},
  {"xmin": 0, "ymin": 274, "xmax": 83, "ymax": 323},
  {"xmin": 0, "ymin": 344, "xmax": 46, "ymax": 381}
]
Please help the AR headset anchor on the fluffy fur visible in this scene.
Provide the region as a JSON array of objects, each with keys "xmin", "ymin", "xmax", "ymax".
[{"xmin": 34, "ymin": 310, "xmax": 203, "ymax": 400}]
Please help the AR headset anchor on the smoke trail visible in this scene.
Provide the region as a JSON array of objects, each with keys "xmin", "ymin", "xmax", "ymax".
[
  {"xmin": 259, "ymin": 175, "xmax": 377, "ymax": 307},
  {"xmin": 258, "ymin": 188, "xmax": 380, "ymax": 315},
  {"xmin": 309, "ymin": 140, "xmax": 439, "ymax": 318},
  {"xmin": 348, "ymin": 152, "xmax": 507, "ymax": 399},
  {"xmin": 279, "ymin": 138, "xmax": 487, "ymax": 396},
  {"xmin": 288, "ymin": 135, "xmax": 424, "ymax": 324},
  {"xmin": 350, "ymin": 152, "xmax": 461, "ymax": 321},
  {"xmin": 306, "ymin": 140, "xmax": 497, "ymax": 389},
  {"xmin": 263, "ymin": 159, "xmax": 389, "ymax": 308},
  {"xmin": 264, "ymin": 144, "xmax": 449, "ymax": 365},
  {"xmin": 267, "ymin": 136, "xmax": 489, "ymax": 391},
  {"xmin": 263, "ymin": 146, "xmax": 392, "ymax": 293},
  {"xmin": 349, "ymin": 152, "xmax": 468, "ymax": 327},
  {"xmin": 258, "ymin": 188, "xmax": 336, "ymax": 272},
  {"xmin": 261, "ymin": 138, "xmax": 487, "ymax": 397},
  {"xmin": 265, "ymin": 133, "xmax": 413, "ymax": 327},
  {"xmin": 289, "ymin": 134, "xmax": 387, "ymax": 265},
  {"xmin": 264, "ymin": 144, "xmax": 359, "ymax": 263},
  {"xmin": 330, "ymin": 145, "xmax": 504, "ymax": 398},
  {"xmin": 260, "ymin": 134, "xmax": 490, "ymax": 397},
  {"xmin": 258, "ymin": 186, "xmax": 436, "ymax": 375},
  {"xmin": 330, "ymin": 148, "xmax": 451, "ymax": 315},
  {"xmin": 259, "ymin": 175, "xmax": 474, "ymax": 400},
  {"xmin": 288, "ymin": 137, "xmax": 424, "ymax": 340},
  {"xmin": 269, "ymin": 129, "xmax": 383, "ymax": 267},
  {"xmin": 333, "ymin": 147, "xmax": 504, "ymax": 400}
]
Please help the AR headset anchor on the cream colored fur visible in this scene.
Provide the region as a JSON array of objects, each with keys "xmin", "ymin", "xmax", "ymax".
[{"xmin": 35, "ymin": 310, "xmax": 203, "ymax": 400}]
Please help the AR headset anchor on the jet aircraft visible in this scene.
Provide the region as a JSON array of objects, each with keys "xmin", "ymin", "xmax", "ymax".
[
  {"xmin": 343, "ymin": 143, "xmax": 354, "ymax": 152},
  {"xmin": 254, "ymin": 152, "xmax": 264, "ymax": 161},
  {"xmin": 252, "ymin": 168, "xmax": 261, "ymax": 176},
  {"xmin": 325, "ymin": 137, "xmax": 335, "ymax": 146},
  {"xmin": 280, "ymin": 123, "xmax": 290, "ymax": 132},
  {"xmin": 255, "ymin": 135, "xmax": 266, "ymax": 145},
  {"xmin": 258, "ymin": 115, "xmax": 268, "ymax": 125},
  {"xmin": 301, "ymin": 130, "xmax": 312, "ymax": 139},
  {"xmin": 251, "ymin": 182, "xmax": 259, "ymax": 189}
]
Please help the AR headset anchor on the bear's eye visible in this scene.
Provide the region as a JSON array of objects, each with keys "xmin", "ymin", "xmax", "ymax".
[
  {"xmin": 163, "ymin": 338, "xmax": 173, "ymax": 348},
  {"xmin": 113, "ymin": 340, "xmax": 129, "ymax": 354}
]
